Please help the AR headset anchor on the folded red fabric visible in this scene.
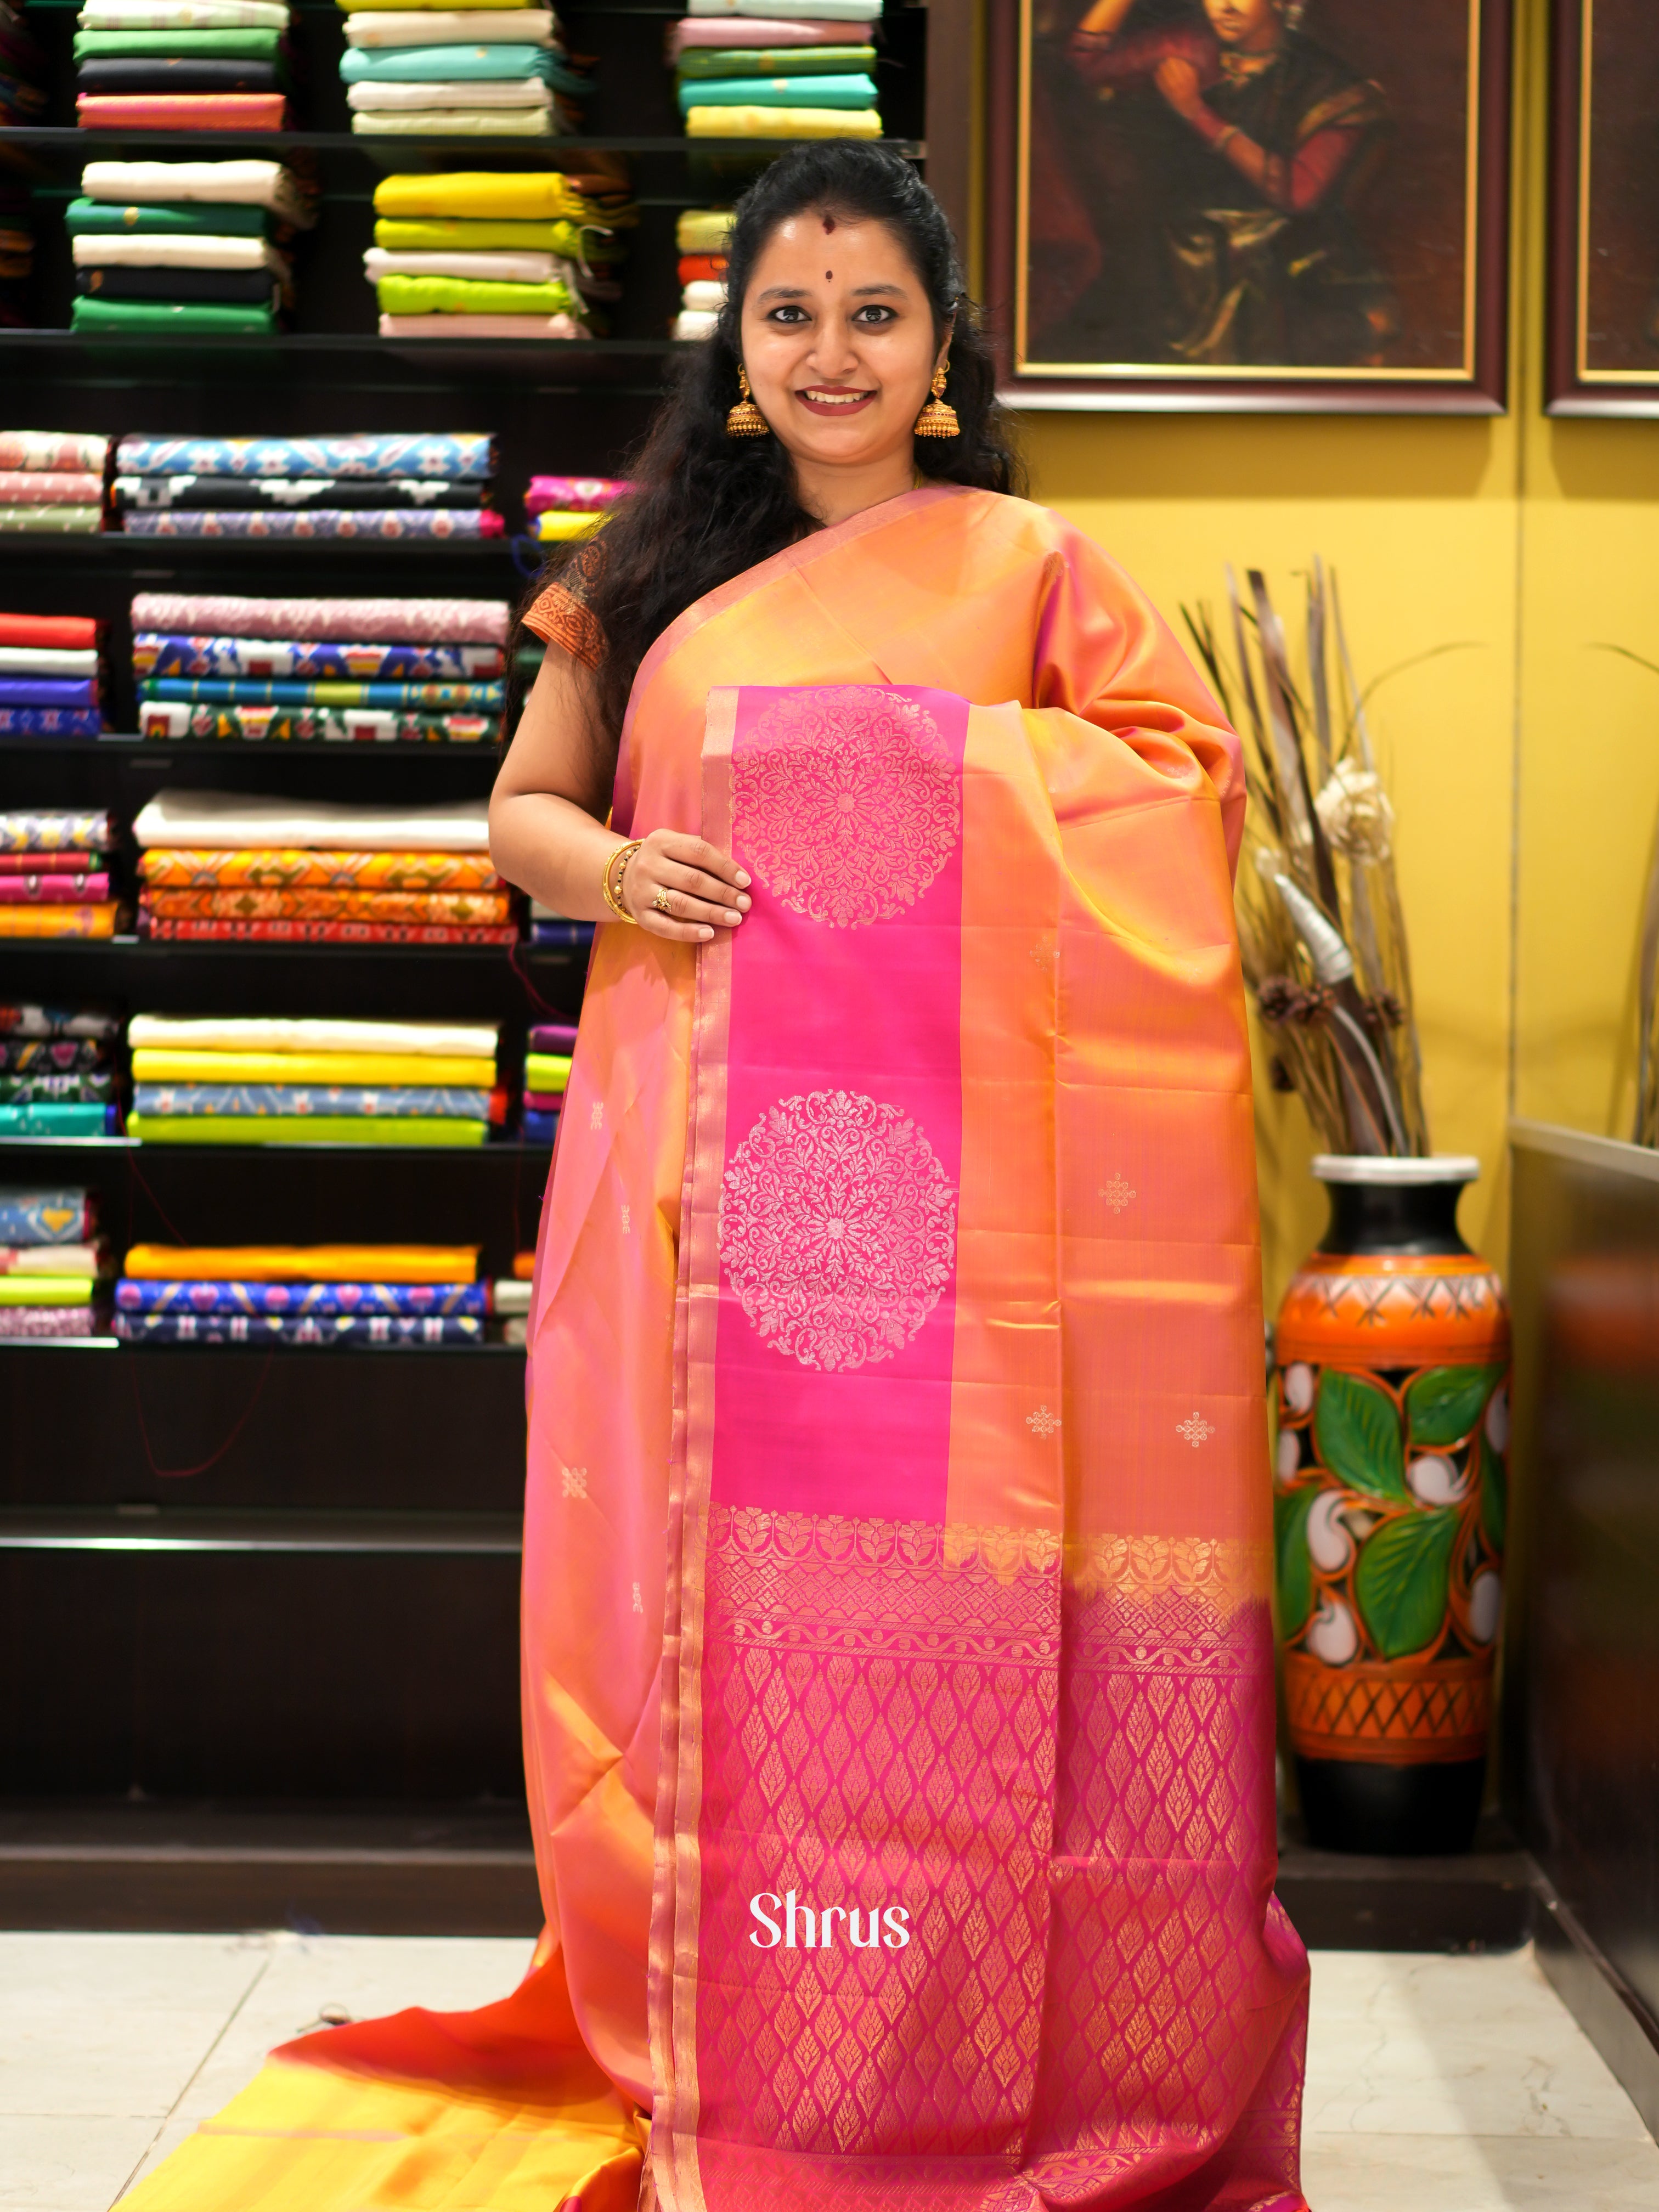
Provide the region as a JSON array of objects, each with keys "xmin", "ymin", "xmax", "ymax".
[
  {"xmin": 75, "ymin": 91, "xmax": 287, "ymax": 128},
  {"xmin": 0, "ymin": 615, "xmax": 98, "ymax": 651}
]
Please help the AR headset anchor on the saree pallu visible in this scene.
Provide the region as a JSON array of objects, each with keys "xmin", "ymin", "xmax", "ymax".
[
  {"xmin": 125, "ymin": 488, "xmax": 1305, "ymax": 2212},
  {"xmin": 134, "ymin": 634, "xmax": 503, "ymax": 679},
  {"xmin": 139, "ymin": 702, "xmax": 496, "ymax": 744}
]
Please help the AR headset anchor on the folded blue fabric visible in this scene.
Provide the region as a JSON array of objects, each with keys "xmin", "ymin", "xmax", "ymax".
[
  {"xmin": 114, "ymin": 432, "xmax": 494, "ymax": 479},
  {"xmin": 133, "ymin": 1084, "xmax": 492, "ymax": 1119},
  {"xmin": 521, "ymin": 1107, "xmax": 561, "ymax": 1144},
  {"xmin": 112, "ymin": 1310, "xmax": 485, "ymax": 1344},
  {"xmin": 341, "ymin": 42, "xmax": 552, "ymax": 82},
  {"xmin": 144, "ymin": 678, "xmax": 505, "ymax": 709},
  {"xmin": 0, "ymin": 678, "xmax": 99, "ymax": 709},
  {"xmin": 115, "ymin": 1278, "xmax": 487, "ymax": 1317},
  {"xmin": 528, "ymin": 919, "xmax": 594, "ymax": 947},
  {"xmin": 0, "ymin": 708, "xmax": 104, "ymax": 736}
]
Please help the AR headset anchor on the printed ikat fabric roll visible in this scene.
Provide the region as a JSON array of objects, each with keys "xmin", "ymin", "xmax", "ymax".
[
  {"xmin": 0, "ymin": 810, "xmax": 112, "ymax": 853},
  {"xmin": 116, "ymin": 476, "xmax": 486, "ymax": 511},
  {"xmin": 124, "ymin": 509, "xmax": 505, "ymax": 539},
  {"xmin": 114, "ymin": 1310, "xmax": 485, "ymax": 1343},
  {"xmin": 0, "ymin": 471, "xmax": 105, "ymax": 505},
  {"xmin": 116, "ymin": 1278, "xmax": 488, "ymax": 1315},
  {"xmin": 0, "ymin": 873, "xmax": 111, "ymax": 902},
  {"xmin": 117, "ymin": 431, "xmax": 495, "ymax": 477},
  {"xmin": 0, "ymin": 1188, "xmax": 96, "ymax": 1242},
  {"xmin": 0, "ymin": 1036, "xmax": 110, "ymax": 1069},
  {"xmin": 137, "ymin": 912, "xmax": 516, "ymax": 944},
  {"xmin": 137, "ymin": 848, "xmax": 498, "ymax": 889},
  {"xmin": 132, "ymin": 1082, "xmax": 493, "ymax": 1116},
  {"xmin": 0, "ymin": 434, "xmax": 110, "ymax": 472},
  {"xmin": 134, "ymin": 633, "xmax": 503, "ymax": 678},
  {"xmin": 129, "ymin": 590, "xmax": 509, "ymax": 642},
  {"xmin": 142, "ymin": 884, "xmax": 510, "ymax": 922},
  {"xmin": 144, "ymin": 676, "xmax": 501, "ymax": 708},
  {"xmin": 524, "ymin": 473, "xmax": 632, "ymax": 514},
  {"xmin": 0, "ymin": 709, "xmax": 105, "ymax": 736},
  {"xmin": 0, "ymin": 1305, "xmax": 99, "ymax": 1338},
  {"xmin": 1, "ymin": 1072, "xmax": 115, "ymax": 1103},
  {"xmin": 0, "ymin": 905, "xmax": 120, "ymax": 938},
  {"xmin": 138, "ymin": 702, "xmax": 496, "ymax": 744}
]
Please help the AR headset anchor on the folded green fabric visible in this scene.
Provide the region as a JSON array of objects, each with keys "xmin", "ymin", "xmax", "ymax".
[
  {"xmin": 67, "ymin": 195, "xmax": 272, "ymax": 238},
  {"xmin": 375, "ymin": 272, "xmax": 576, "ymax": 315},
  {"xmin": 341, "ymin": 41, "xmax": 549, "ymax": 81},
  {"xmin": 129, "ymin": 1114, "xmax": 487, "ymax": 1146},
  {"xmin": 72, "ymin": 296, "xmax": 278, "ymax": 334},
  {"xmin": 74, "ymin": 25, "xmax": 284, "ymax": 56},
  {"xmin": 678, "ymin": 45, "xmax": 874, "ymax": 78},
  {"xmin": 678, "ymin": 72, "xmax": 877, "ymax": 113},
  {"xmin": 374, "ymin": 215, "xmax": 615, "ymax": 257}
]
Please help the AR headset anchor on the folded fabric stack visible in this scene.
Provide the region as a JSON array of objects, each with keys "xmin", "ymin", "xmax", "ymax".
[
  {"xmin": 115, "ymin": 1240, "xmax": 487, "ymax": 1344},
  {"xmin": 0, "ymin": 433, "xmax": 110, "ymax": 536},
  {"xmin": 74, "ymin": 0, "xmax": 294, "ymax": 131},
  {"xmin": 0, "ymin": 810, "xmax": 120, "ymax": 940},
  {"xmin": 0, "ymin": 1005, "xmax": 121, "ymax": 1138},
  {"xmin": 0, "ymin": 1187, "xmax": 105, "ymax": 1339},
  {"xmin": 673, "ymin": 0, "xmax": 881, "ymax": 145},
  {"xmin": 0, "ymin": 6, "xmax": 44, "ymax": 130},
  {"xmin": 70, "ymin": 159, "xmax": 317, "ymax": 337},
  {"xmin": 116, "ymin": 432, "xmax": 501, "ymax": 541},
  {"xmin": 370, "ymin": 167, "xmax": 634, "ymax": 338},
  {"xmin": 527, "ymin": 900, "xmax": 592, "ymax": 950},
  {"xmin": 524, "ymin": 472, "xmax": 631, "ymax": 543},
  {"xmin": 0, "ymin": 182, "xmax": 33, "ymax": 330},
  {"xmin": 132, "ymin": 588, "xmax": 507, "ymax": 743},
  {"xmin": 128, "ymin": 1013, "xmax": 501, "ymax": 1144},
  {"xmin": 673, "ymin": 205, "xmax": 731, "ymax": 338},
  {"xmin": 131, "ymin": 785, "xmax": 515, "ymax": 944},
  {"xmin": 0, "ymin": 612, "xmax": 105, "ymax": 738},
  {"xmin": 522, "ymin": 1018, "xmax": 572, "ymax": 1142},
  {"xmin": 493, "ymin": 1245, "xmax": 533, "ymax": 1343},
  {"xmin": 340, "ymin": 0, "xmax": 590, "ymax": 139}
]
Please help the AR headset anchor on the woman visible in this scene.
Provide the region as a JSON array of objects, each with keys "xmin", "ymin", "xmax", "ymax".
[
  {"xmin": 1042, "ymin": 0, "xmax": 1393, "ymax": 366},
  {"xmin": 130, "ymin": 145, "xmax": 1308, "ymax": 2212}
]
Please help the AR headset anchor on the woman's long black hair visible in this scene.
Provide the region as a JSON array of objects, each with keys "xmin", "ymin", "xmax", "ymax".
[{"xmin": 535, "ymin": 142, "xmax": 1025, "ymax": 742}]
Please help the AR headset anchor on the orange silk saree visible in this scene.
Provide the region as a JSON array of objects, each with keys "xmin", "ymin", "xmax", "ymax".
[{"xmin": 125, "ymin": 486, "xmax": 1308, "ymax": 2212}]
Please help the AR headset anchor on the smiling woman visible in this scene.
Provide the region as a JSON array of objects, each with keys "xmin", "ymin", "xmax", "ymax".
[{"xmin": 125, "ymin": 144, "xmax": 1312, "ymax": 2212}]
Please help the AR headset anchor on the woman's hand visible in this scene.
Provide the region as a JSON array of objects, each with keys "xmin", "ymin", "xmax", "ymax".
[
  {"xmin": 1153, "ymin": 55, "xmax": 1205, "ymax": 122},
  {"xmin": 621, "ymin": 828, "xmax": 751, "ymax": 942}
]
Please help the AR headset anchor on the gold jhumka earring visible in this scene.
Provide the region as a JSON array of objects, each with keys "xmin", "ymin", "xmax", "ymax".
[
  {"xmin": 725, "ymin": 364, "xmax": 769, "ymax": 438},
  {"xmin": 913, "ymin": 354, "xmax": 960, "ymax": 438}
]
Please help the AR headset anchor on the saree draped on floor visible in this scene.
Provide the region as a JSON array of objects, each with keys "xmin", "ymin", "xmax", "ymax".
[{"xmin": 126, "ymin": 486, "xmax": 1308, "ymax": 2212}]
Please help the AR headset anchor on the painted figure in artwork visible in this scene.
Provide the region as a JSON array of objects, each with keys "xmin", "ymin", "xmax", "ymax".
[{"xmin": 1034, "ymin": 0, "xmax": 1395, "ymax": 367}]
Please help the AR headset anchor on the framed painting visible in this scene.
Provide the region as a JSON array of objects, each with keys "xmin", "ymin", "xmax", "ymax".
[
  {"xmin": 1547, "ymin": 0, "xmax": 1659, "ymax": 414},
  {"xmin": 984, "ymin": 0, "xmax": 1512, "ymax": 412}
]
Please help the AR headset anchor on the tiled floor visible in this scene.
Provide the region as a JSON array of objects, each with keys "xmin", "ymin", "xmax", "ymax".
[{"xmin": 0, "ymin": 1933, "xmax": 1654, "ymax": 2209}]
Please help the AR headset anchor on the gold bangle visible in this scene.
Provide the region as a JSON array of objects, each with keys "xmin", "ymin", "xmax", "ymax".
[{"xmin": 601, "ymin": 838, "xmax": 642, "ymax": 924}]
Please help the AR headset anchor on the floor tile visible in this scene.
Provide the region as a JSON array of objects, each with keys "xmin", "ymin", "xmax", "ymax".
[
  {"xmin": 0, "ymin": 2114, "xmax": 162, "ymax": 2212},
  {"xmin": 1301, "ymin": 2129, "xmax": 1659, "ymax": 2210}
]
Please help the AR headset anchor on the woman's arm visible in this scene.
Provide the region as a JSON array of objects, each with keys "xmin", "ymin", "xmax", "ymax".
[
  {"xmin": 488, "ymin": 640, "xmax": 750, "ymax": 943},
  {"xmin": 1154, "ymin": 61, "xmax": 1364, "ymax": 213}
]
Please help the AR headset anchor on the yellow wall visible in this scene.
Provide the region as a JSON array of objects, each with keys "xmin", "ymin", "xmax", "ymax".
[{"xmin": 1004, "ymin": 0, "xmax": 1659, "ymax": 1306}]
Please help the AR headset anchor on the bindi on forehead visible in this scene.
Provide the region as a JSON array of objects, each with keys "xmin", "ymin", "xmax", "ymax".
[{"xmin": 821, "ymin": 213, "xmax": 835, "ymax": 233}]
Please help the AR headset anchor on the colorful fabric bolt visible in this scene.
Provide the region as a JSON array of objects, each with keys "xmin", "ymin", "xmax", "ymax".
[
  {"xmin": 0, "ymin": 678, "xmax": 98, "ymax": 708},
  {"xmin": 0, "ymin": 435, "xmax": 109, "ymax": 472},
  {"xmin": 114, "ymin": 1311, "xmax": 485, "ymax": 1343},
  {"xmin": 0, "ymin": 1271, "xmax": 96, "ymax": 1302},
  {"xmin": 373, "ymin": 170, "xmax": 602, "ymax": 220},
  {"xmin": 144, "ymin": 678, "xmax": 503, "ymax": 708},
  {"xmin": 523, "ymin": 475, "xmax": 631, "ymax": 515},
  {"xmin": 0, "ymin": 1073, "xmax": 115, "ymax": 1103},
  {"xmin": 132, "ymin": 1050, "xmax": 494, "ymax": 1082},
  {"xmin": 80, "ymin": 158, "xmax": 316, "ymax": 222},
  {"xmin": 117, "ymin": 432, "xmax": 494, "ymax": 477},
  {"xmin": 123, "ymin": 1243, "xmax": 479, "ymax": 1280},
  {"xmin": 116, "ymin": 1278, "xmax": 488, "ymax": 1316},
  {"xmin": 373, "ymin": 216, "xmax": 605, "ymax": 254},
  {"xmin": 0, "ymin": 906, "xmax": 119, "ymax": 938},
  {"xmin": 677, "ymin": 41, "xmax": 871, "ymax": 74},
  {"xmin": 0, "ymin": 708, "xmax": 104, "ymax": 735},
  {"xmin": 677, "ymin": 72, "xmax": 877, "ymax": 110},
  {"xmin": 136, "ymin": 914, "xmax": 515, "ymax": 945},
  {"xmin": 0, "ymin": 873, "xmax": 111, "ymax": 902},
  {"xmin": 128, "ymin": 1111, "xmax": 488, "ymax": 1142},
  {"xmin": 353, "ymin": 108, "xmax": 554, "ymax": 134},
  {"xmin": 0, "ymin": 1037, "xmax": 108, "ymax": 1070},
  {"xmin": 71, "ymin": 298, "xmax": 276, "ymax": 333},
  {"xmin": 0, "ymin": 1189, "xmax": 95, "ymax": 1243},
  {"xmin": 0, "ymin": 1104, "xmax": 112, "ymax": 1136},
  {"xmin": 134, "ymin": 633, "xmax": 501, "ymax": 678},
  {"xmin": 138, "ymin": 702, "xmax": 495, "ymax": 744},
  {"xmin": 0, "ymin": 646, "xmax": 100, "ymax": 674},
  {"xmin": 116, "ymin": 475, "xmax": 485, "ymax": 511},
  {"xmin": 124, "ymin": 510, "xmax": 505, "ymax": 538},
  {"xmin": 0, "ymin": 810, "xmax": 111, "ymax": 852},
  {"xmin": 0, "ymin": 1239, "xmax": 105, "ymax": 1273},
  {"xmin": 129, "ymin": 591, "xmax": 507, "ymax": 642},
  {"xmin": 141, "ymin": 887, "xmax": 510, "ymax": 923},
  {"xmin": 683, "ymin": 100, "xmax": 879, "ymax": 132},
  {"xmin": 345, "ymin": 9, "xmax": 556, "ymax": 43},
  {"xmin": 0, "ymin": 471, "xmax": 105, "ymax": 505},
  {"xmin": 133, "ymin": 789, "xmax": 490, "ymax": 848},
  {"xmin": 0, "ymin": 1005, "xmax": 117, "ymax": 1037},
  {"xmin": 136, "ymin": 848, "xmax": 498, "ymax": 889},
  {"xmin": 73, "ymin": 26, "xmax": 286, "ymax": 57},
  {"xmin": 129, "ymin": 1013, "xmax": 496, "ymax": 1053},
  {"xmin": 66, "ymin": 196, "xmax": 274, "ymax": 235},
  {"xmin": 341, "ymin": 41, "xmax": 551, "ymax": 78},
  {"xmin": 0, "ymin": 1306, "xmax": 99, "ymax": 1338},
  {"xmin": 378, "ymin": 313, "xmax": 586, "ymax": 338},
  {"xmin": 0, "ymin": 507, "xmax": 105, "ymax": 532},
  {"xmin": 75, "ymin": 92, "xmax": 289, "ymax": 126}
]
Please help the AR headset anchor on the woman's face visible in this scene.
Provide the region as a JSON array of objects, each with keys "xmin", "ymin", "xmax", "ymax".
[
  {"xmin": 1204, "ymin": 0, "xmax": 1284, "ymax": 51},
  {"xmin": 738, "ymin": 212, "xmax": 944, "ymax": 476}
]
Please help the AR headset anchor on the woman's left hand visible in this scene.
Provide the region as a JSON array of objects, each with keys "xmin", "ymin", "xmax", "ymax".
[{"xmin": 1154, "ymin": 55, "xmax": 1205, "ymax": 121}]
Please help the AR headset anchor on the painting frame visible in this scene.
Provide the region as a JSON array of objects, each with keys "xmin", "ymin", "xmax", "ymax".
[
  {"xmin": 983, "ymin": 0, "xmax": 1513, "ymax": 414},
  {"xmin": 1546, "ymin": 0, "xmax": 1659, "ymax": 415}
]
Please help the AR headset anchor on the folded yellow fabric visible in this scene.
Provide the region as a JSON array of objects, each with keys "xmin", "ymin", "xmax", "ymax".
[
  {"xmin": 676, "ymin": 208, "xmax": 734, "ymax": 253},
  {"xmin": 123, "ymin": 1243, "xmax": 482, "ymax": 1280},
  {"xmin": 132, "ymin": 1051, "xmax": 495, "ymax": 1084},
  {"xmin": 375, "ymin": 272, "xmax": 577, "ymax": 314},
  {"xmin": 684, "ymin": 104, "xmax": 880, "ymax": 137},
  {"xmin": 524, "ymin": 1052, "xmax": 572, "ymax": 1091},
  {"xmin": 0, "ymin": 1277, "xmax": 93, "ymax": 1306},
  {"xmin": 534, "ymin": 511, "xmax": 602, "ymax": 541},
  {"xmin": 373, "ymin": 170, "xmax": 598, "ymax": 221},
  {"xmin": 374, "ymin": 215, "xmax": 600, "ymax": 253},
  {"xmin": 129, "ymin": 1117, "xmax": 488, "ymax": 1147}
]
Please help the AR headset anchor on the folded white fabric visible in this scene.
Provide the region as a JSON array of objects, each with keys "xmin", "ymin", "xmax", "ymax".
[
  {"xmin": 687, "ymin": 0, "xmax": 877, "ymax": 15},
  {"xmin": 347, "ymin": 77, "xmax": 551, "ymax": 109},
  {"xmin": 80, "ymin": 159, "xmax": 315, "ymax": 225},
  {"xmin": 379, "ymin": 312, "xmax": 586, "ymax": 338},
  {"xmin": 364, "ymin": 245, "xmax": 565, "ymax": 282},
  {"xmin": 79, "ymin": 0, "xmax": 289, "ymax": 21},
  {"xmin": 133, "ymin": 789, "xmax": 492, "ymax": 851},
  {"xmin": 0, "ymin": 646, "xmax": 101, "ymax": 675},
  {"xmin": 129, "ymin": 1014, "xmax": 500, "ymax": 1055},
  {"xmin": 673, "ymin": 308, "xmax": 719, "ymax": 340},
  {"xmin": 344, "ymin": 6, "xmax": 554, "ymax": 42},
  {"xmin": 352, "ymin": 106, "xmax": 554, "ymax": 133},
  {"xmin": 680, "ymin": 279, "xmax": 726, "ymax": 313},
  {"xmin": 72, "ymin": 233, "xmax": 288, "ymax": 271}
]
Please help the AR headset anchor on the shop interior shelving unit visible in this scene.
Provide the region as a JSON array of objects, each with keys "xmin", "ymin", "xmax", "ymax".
[{"xmin": 0, "ymin": 0, "xmax": 949, "ymax": 1930}]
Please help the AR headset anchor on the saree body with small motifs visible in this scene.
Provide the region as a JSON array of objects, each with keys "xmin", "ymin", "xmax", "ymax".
[{"xmin": 122, "ymin": 486, "xmax": 1307, "ymax": 2212}]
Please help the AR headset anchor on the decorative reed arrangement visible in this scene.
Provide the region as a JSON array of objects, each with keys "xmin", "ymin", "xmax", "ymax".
[{"xmin": 1186, "ymin": 562, "xmax": 1429, "ymax": 1158}]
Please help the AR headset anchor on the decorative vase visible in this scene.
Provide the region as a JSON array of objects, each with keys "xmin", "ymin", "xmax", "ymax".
[{"xmin": 1273, "ymin": 1155, "xmax": 1510, "ymax": 1855}]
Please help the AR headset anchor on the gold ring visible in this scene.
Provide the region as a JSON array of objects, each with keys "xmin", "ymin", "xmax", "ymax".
[{"xmin": 653, "ymin": 888, "xmax": 673, "ymax": 914}]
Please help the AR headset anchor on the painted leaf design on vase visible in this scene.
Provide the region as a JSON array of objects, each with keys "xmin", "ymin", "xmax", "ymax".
[
  {"xmin": 1353, "ymin": 1507, "xmax": 1460, "ymax": 1661},
  {"xmin": 1403, "ymin": 1362, "xmax": 1504, "ymax": 1448},
  {"xmin": 1313, "ymin": 1368, "xmax": 1408, "ymax": 1504},
  {"xmin": 1479, "ymin": 1432, "xmax": 1507, "ymax": 1553},
  {"xmin": 1273, "ymin": 1482, "xmax": 1317, "ymax": 1635}
]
